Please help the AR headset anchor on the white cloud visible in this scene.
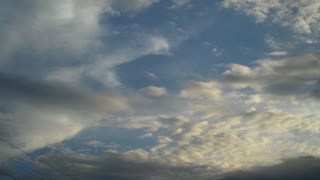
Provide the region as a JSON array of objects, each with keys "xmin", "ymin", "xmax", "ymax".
[
  {"xmin": 223, "ymin": 0, "xmax": 320, "ymax": 35},
  {"xmin": 212, "ymin": 47, "xmax": 223, "ymax": 57},
  {"xmin": 0, "ymin": 0, "xmax": 109, "ymax": 62},
  {"xmin": 180, "ymin": 81, "xmax": 222, "ymax": 100},
  {"xmin": 145, "ymin": 71, "xmax": 159, "ymax": 80},
  {"xmin": 110, "ymin": 0, "xmax": 159, "ymax": 12},
  {"xmin": 99, "ymin": 96, "xmax": 320, "ymax": 174},
  {"xmin": 0, "ymin": 0, "xmax": 161, "ymax": 86},
  {"xmin": 147, "ymin": 36, "xmax": 171, "ymax": 55},
  {"xmin": 156, "ymin": 111, "xmax": 320, "ymax": 170},
  {"xmin": 46, "ymin": 35, "xmax": 171, "ymax": 87},
  {"xmin": 170, "ymin": 0, "xmax": 192, "ymax": 8},
  {"xmin": 245, "ymin": 94, "xmax": 262, "ymax": 104},
  {"xmin": 140, "ymin": 86, "xmax": 167, "ymax": 97},
  {"xmin": 98, "ymin": 37, "xmax": 168, "ymax": 85},
  {"xmin": 0, "ymin": 0, "xmax": 160, "ymax": 62},
  {"xmin": 264, "ymin": 34, "xmax": 281, "ymax": 50},
  {"xmin": 265, "ymin": 51, "xmax": 288, "ymax": 56}
]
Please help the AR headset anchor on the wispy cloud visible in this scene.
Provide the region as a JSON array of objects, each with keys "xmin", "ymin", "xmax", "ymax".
[{"xmin": 264, "ymin": 51, "xmax": 287, "ymax": 56}]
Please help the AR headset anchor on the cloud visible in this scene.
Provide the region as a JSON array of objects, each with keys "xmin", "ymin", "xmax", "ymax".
[
  {"xmin": 4, "ymin": 53, "xmax": 320, "ymax": 177},
  {"xmin": 222, "ymin": 53, "xmax": 320, "ymax": 97},
  {"xmin": 1, "ymin": 107, "xmax": 84, "ymax": 153},
  {"xmin": 0, "ymin": 73, "xmax": 127, "ymax": 112},
  {"xmin": 212, "ymin": 47, "xmax": 224, "ymax": 57},
  {"xmin": 3, "ymin": 55, "xmax": 320, "ymax": 178},
  {"xmin": 264, "ymin": 35, "xmax": 282, "ymax": 50},
  {"xmin": 222, "ymin": 0, "xmax": 320, "ymax": 35},
  {"xmin": 264, "ymin": 51, "xmax": 288, "ymax": 56},
  {"xmin": 46, "ymin": 35, "xmax": 171, "ymax": 87},
  {"xmin": 145, "ymin": 71, "xmax": 159, "ymax": 80},
  {"xmin": 180, "ymin": 81, "xmax": 222, "ymax": 100},
  {"xmin": 244, "ymin": 94, "xmax": 262, "ymax": 104},
  {"xmin": 158, "ymin": 116, "xmax": 188, "ymax": 127},
  {"xmin": 110, "ymin": 0, "xmax": 159, "ymax": 12},
  {"xmin": 221, "ymin": 156, "xmax": 320, "ymax": 180},
  {"xmin": 147, "ymin": 36, "xmax": 171, "ymax": 55},
  {"xmin": 10, "ymin": 107, "xmax": 320, "ymax": 179},
  {"xmin": 0, "ymin": 0, "xmax": 107, "ymax": 62},
  {"xmin": 7, "ymin": 147, "xmax": 320, "ymax": 179},
  {"xmin": 2, "ymin": 1, "xmax": 320, "ymax": 177},
  {"xmin": 0, "ymin": 0, "xmax": 162, "ymax": 87},
  {"xmin": 31, "ymin": 151, "xmax": 213, "ymax": 180},
  {"xmin": 0, "ymin": 73, "xmax": 127, "ymax": 154},
  {"xmin": 170, "ymin": 0, "xmax": 192, "ymax": 8},
  {"xmin": 0, "ymin": 0, "xmax": 160, "ymax": 61},
  {"xmin": 85, "ymin": 35, "xmax": 170, "ymax": 87},
  {"xmin": 156, "ymin": 110, "xmax": 320, "ymax": 168},
  {"xmin": 140, "ymin": 86, "xmax": 167, "ymax": 97}
]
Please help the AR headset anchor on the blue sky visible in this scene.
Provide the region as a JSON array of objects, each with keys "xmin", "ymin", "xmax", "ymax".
[{"xmin": 1, "ymin": 0, "xmax": 320, "ymax": 179}]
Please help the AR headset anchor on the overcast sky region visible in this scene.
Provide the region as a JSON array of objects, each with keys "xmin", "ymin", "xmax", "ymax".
[{"xmin": 0, "ymin": 0, "xmax": 320, "ymax": 179}]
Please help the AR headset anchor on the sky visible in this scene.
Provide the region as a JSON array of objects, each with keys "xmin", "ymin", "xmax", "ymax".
[{"xmin": 0, "ymin": 0, "xmax": 320, "ymax": 179}]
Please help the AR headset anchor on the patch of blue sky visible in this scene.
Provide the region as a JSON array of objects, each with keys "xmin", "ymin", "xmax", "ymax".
[
  {"xmin": 112, "ymin": 0, "xmax": 320, "ymax": 93},
  {"xmin": 57, "ymin": 126, "xmax": 158, "ymax": 155},
  {"xmin": 114, "ymin": 4, "xmax": 270, "ymax": 91}
]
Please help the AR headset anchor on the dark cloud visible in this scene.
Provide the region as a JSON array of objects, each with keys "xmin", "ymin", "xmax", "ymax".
[
  {"xmin": 0, "ymin": 73, "xmax": 128, "ymax": 153},
  {"xmin": 222, "ymin": 54, "xmax": 320, "ymax": 98},
  {"xmin": 33, "ymin": 152, "xmax": 214, "ymax": 180},
  {"xmin": 311, "ymin": 88, "xmax": 320, "ymax": 99},
  {"xmin": 7, "ymin": 153, "xmax": 320, "ymax": 180},
  {"xmin": 0, "ymin": 72, "xmax": 127, "ymax": 112},
  {"xmin": 221, "ymin": 156, "xmax": 320, "ymax": 180},
  {"xmin": 263, "ymin": 82, "xmax": 306, "ymax": 95}
]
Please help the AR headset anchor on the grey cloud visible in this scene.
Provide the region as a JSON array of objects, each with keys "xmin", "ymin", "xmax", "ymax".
[
  {"xmin": 0, "ymin": 73, "xmax": 127, "ymax": 153},
  {"xmin": 31, "ymin": 152, "xmax": 214, "ymax": 180},
  {"xmin": 311, "ymin": 88, "xmax": 320, "ymax": 99},
  {"xmin": 158, "ymin": 117, "xmax": 188, "ymax": 127},
  {"xmin": 221, "ymin": 156, "xmax": 320, "ymax": 180},
  {"xmin": 263, "ymin": 82, "xmax": 306, "ymax": 95},
  {"xmin": 222, "ymin": 53, "xmax": 320, "ymax": 98},
  {"xmin": 9, "ymin": 152, "xmax": 320, "ymax": 180},
  {"xmin": 0, "ymin": 72, "xmax": 127, "ymax": 112}
]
